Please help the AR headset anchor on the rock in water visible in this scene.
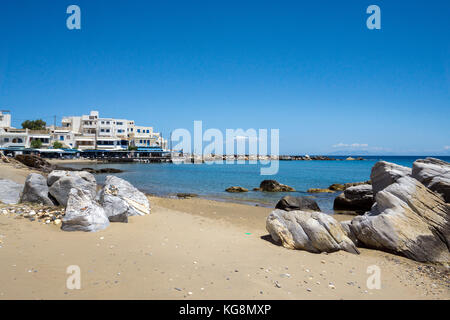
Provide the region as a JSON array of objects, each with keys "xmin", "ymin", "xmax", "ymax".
[
  {"xmin": 266, "ymin": 209, "xmax": 359, "ymax": 254},
  {"xmin": 48, "ymin": 170, "xmax": 97, "ymax": 206},
  {"xmin": 333, "ymin": 184, "xmax": 374, "ymax": 212},
  {"xmin": 371, "ymin": 161, "xmax": 411, "ymax": 196},
  {"xmin": 62, "ymin": 188, "xmax": 110, "ymax": 232},
  {"xmin": 412, "ymin": 157, "xmax": 450, "ymax": 203},
  {"xmin": 225, "ymin": 186, "xmax": 249, "ymax": 193},
  {"xmin": 329, "ymin": 184, "xmax": 345, "ymax": 191},
  {"xmin": 275, "ymin": 196, "xmax": 320, "ymax": 212},
  {"xmin": 307, "ymin": 188, "xmax": 334, "ymax": 193},
  {"xmin": 260, "ymin": 180, "xmax": 295, "ymax": 192},
  {"xmin": 0, "ymin": 179, "xmax": 23, "ymax": 204},
  {"xmin": 19, "ymin": 173, "xmax": 54, "ymax": 205},
  {"xmin": 98, "ymin": 176, "xmax": 150, "ymax": 222},
  {"xmin": 350, "ymin": 175, "xmax": 450, "ymax": 263}
]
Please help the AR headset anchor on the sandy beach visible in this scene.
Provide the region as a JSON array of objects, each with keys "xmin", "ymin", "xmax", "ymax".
[{"xmin": 0, "ymin": 160, "xmax": 449, "ymax": 300}]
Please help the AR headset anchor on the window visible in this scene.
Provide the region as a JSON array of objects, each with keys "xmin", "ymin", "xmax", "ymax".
[
  {"xmin": 101, "ymin": 129, "xmax": 105, "ymax": 132},
  {"xmin": 117, "ymin": 122, "xmax": 123, "ymax": 125},
  {"xmin": 60, "ymin": 136, "xmax": 64, "ymax": 140},
  {"xmin": 4, "ymin": 138, "xmax": 9, "ymax": 142},
  {"xmin": 101, "ymin": 121, "xmax": 105, "ymax": 124},
  {"xmin": 106, "ymin": 129, "xmax": 110, "ymax": 133},
  {"xmin": 139, "ymin": 140, "xmax": 142, "ymax": 144},
  {"xmin": 146, "ymin": 130, "xmax": 149, "ymax": 133},
  {"xmin": 137, "ymin": 129, "xmax": 141, "ymax": 133},
  {"xmin": 106, "ymin": 121, "xmax": 110, "ymax": 125}
]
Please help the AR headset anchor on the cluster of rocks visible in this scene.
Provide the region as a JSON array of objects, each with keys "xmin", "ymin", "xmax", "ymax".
[
  {"xmin": 226, "ymin": 180, "xmax": 295, "ymax": 193},
  {"xmin": 266, "ymin": 157, "xmax": 450, "ymax": 264},
  {"xmin": 2, "ymin": 168, "xmax": 151, "ymax": 232}
]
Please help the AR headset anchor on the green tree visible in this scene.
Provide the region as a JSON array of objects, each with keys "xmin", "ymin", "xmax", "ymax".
[
  {"xmin": 22, "ymin": 119, "xmax": 47, "ymax": 130},
  {"xmin": 53, "ymin": 141, "xmax": 63, "ymax": 149},
  {"xmin": 30, "ymin": 139, "xmax": 43, "ymax": 149},
  {"xmin": 128, "ymin": 145, "xmax": 138, "ymax": 151}
]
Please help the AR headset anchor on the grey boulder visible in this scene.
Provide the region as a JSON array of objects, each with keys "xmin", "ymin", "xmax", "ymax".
[
  {"xmin": 371, "ymin": 161, "xmax": 411, "ymax": 196},
  {"xmin": 333, "ymin": 184, "xmax": 374, "ymax": 212},
  {"xmin": 48, "ymin": 170, "xmax": 96, "ymax": 206},
  {"xmin": 266, "ymin": 209, "xmax": 359, "ymax": 254},
  {"xmin": 260, "ymin": 180, "xmax": 295, "ymax": 192},
  {"xmin": 275, "ymin": 196, "xmax": 320, "ymax": 212},
  {"xmin": 19, "ymin": 173, "xmax": 54, "ymax": 205},
  {"xmin": 350, "ymin": 175, "xmax": 450, "ymax": 263},
  {"xmin": 0, "ymin": 179, "xmax": 23, "ymax": 204},
  {"xmin": 98, "ymin": 176, "xmax": 150, "ymax": 222},
  {"xmin": 412, "ymin": 157, "xmax": 450, "ymax": 203},
  {"xmin": 61, "ymin": 188, "xmax": 110, "ymax": 232}
]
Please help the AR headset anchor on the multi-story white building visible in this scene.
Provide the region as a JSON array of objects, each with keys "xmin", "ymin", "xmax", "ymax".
[
  {"xmin": 0, "ymin": 110, "xmax": 12, "ymax": 128},
  {"xmin": 0, "ymin": 128, "xmax": 51, "ymax": 148},
  {"xmin": 0, "ymin": 110, "xmax": 167, "ymax": 151},
  {"xmin": 59, "ymin": 110, "xmax": 167, "ymax": 151}
]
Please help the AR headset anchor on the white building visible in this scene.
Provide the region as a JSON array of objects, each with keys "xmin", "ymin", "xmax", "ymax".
[
  {"xmin": 0, "ymin": 128, "xmax": 50, "ymax": 148},
  {"xmin": 0, "ymin": 110, "xmax": 12, "ymax": 128},
  {"xmin": 60, "ymin": 110, "xmax": 167, "ymax": 151},
  {"xmin": 0, "ymin": 110, "xmax": 167, "ymax": 151}
]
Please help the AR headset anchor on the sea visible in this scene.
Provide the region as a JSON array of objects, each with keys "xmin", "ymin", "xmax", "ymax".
[{"xmin": 67, "ymin": 156, "xmax": 450, "ymax": 213}]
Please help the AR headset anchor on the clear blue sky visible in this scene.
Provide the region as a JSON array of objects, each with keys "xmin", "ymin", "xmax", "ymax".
[{"xmin": 0, "ymin": 0, "xmax": 449, "ymax": 155}]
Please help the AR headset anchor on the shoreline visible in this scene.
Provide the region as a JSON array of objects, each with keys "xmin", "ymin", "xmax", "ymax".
[{"xmin": 0, "ymin": 157, "xmax": 449, "ymax": 299}]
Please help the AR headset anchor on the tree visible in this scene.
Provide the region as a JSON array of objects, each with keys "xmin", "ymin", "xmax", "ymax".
[
  {"xmin": 30, "ymin": 140, "xmax": 42, "ymax": 149},
  {"xmin": 22, "ymin": 119, "xmax": 47, "ymax": 130},
  {"xmin": 128, "ymin": 146, "xmax": 138, "ymax": 151},
  {"xmin": 53, "ymin": 141, "xmax": 63, "ymax": 149}
]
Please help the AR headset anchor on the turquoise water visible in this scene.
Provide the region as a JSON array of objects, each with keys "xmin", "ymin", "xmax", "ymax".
[{"xmin": 67, "ymin": 156, "xmax": 450, "ymax": 213}]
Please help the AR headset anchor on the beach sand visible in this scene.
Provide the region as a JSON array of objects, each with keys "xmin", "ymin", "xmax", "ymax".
[{"xmin": 0, "ymin": 161, "xmax": 449, "ymax": 300}]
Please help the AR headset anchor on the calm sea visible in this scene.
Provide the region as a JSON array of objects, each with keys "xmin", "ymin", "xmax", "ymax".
[{"xmin": 67, "ymin": 156, "xmax": 450, "ymax": 213}]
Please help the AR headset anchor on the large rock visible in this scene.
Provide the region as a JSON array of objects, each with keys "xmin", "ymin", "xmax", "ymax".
[
  {"xmin": 333, "ymin": 184, "xmax": 374, "ymax": 212},
  {"xmin": 62, "ymin": 188, "xmax": 110, "ymax": 232},
  {"xmin": 412, "ymin": 158, "xmax": 450, "ymax": 203},
  {"xmin": 14, "ymin": 155, "xmax": 55, "ymax": 172},
  {"xmin": 371, "ymin": 161, "xmax": 411, "ymax": 196},
  {"xmin": 48, "ymin": 170, "xmax": 96, "ymax": 206},
  {"xmin": 19, "ymin": 173, "xmax": 54, "ymax": 205},
  {"xmin": 260, "ymin": 180, "xmax": 295, "ymax": 192},
  {"xmin": 350, "ymin": 176, "xmax": 450, "ymax": 263},
  {"xmin": 225, "ymin": 186, "xmax": 248, "ymax": 193},
  {"xmin": 266, "ymin": 209, "xmax": 359, "ymax": 254},
  {"xmin": 98, "ymin": 176, "xmax": 150, "ymax": 222},
  {"xmin": 275, "ymin": 196, "xmax": 320, "ymax": 212},
  {"xmin": 0, "ymin": 179, "xmax": 23, "ymax": 204},
  {"xmin": 47, "ymin": 170, "xmax": 96, "ymax": 187}
]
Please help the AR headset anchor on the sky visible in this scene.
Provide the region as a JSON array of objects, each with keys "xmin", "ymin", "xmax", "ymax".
[{"xmin": 0, "ymin": 0, "xmax": 449, "ymax": 155}]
